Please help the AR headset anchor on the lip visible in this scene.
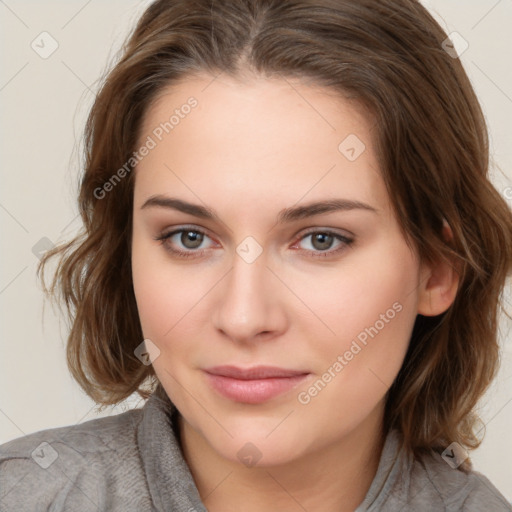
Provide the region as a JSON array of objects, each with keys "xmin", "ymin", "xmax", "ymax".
[{"xmin": 203, "ymin": 365, "xmax": 310, "ymax": 404}]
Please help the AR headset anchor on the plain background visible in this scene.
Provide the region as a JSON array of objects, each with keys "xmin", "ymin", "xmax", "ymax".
[{"xmin": 1, "ymin": 0, "xmax": 511, "ymax": 502}]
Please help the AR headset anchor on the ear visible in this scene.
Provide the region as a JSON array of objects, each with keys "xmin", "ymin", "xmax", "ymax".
[{"xmin": 417, "ymin": 220, "xmax": 460, "ymax": 316}]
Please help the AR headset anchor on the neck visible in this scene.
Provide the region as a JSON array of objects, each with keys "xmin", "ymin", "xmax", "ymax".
[{"xmin": 178, "ymin": 406, "xmax": 386, "ymax": 512}]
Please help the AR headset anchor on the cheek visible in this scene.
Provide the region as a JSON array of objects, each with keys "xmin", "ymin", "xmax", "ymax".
[
  {"xmin": 131, "ymin": 231, "xmax": 220, "ymax": 347},
  {"xmin": 293, "ymin": 251, "xmax": 418, "ymax": 438},
  {"xmin": 293, "ymin": 246, "xmax": 420, "ymax": 429},
  {"xmin": 312, "ymin": 244, "xmax": 418, "ymax": 400},
  {"xmin": 131, "ymin": 231, "xmax": 185, "ymax": 340},
  {"xmin": 290, "ymin": 237, "xmax": 419, "ymax": 352}
]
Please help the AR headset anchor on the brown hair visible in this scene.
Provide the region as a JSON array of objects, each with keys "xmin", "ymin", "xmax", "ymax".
[{"xmin": 38, "ymin": 0, "xmax": 512, "ymax": 466}]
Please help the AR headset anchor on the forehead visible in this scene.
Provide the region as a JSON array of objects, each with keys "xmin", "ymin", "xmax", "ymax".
[
  {"xmin": 134, "ymin": 73, "xmax": 389, "ymax": 216},
  {"xmin": 139, "ymin": 72, "xmax": 374, "ymax": 150}
]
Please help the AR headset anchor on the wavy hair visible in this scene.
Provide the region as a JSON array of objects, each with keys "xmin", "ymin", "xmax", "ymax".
[{"xmin": 38, "ymin": 0, "xmax": 512, "ymax": 468}]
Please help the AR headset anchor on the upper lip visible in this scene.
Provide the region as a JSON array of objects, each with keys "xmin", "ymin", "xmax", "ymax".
[{"xmin": 204, "ymin": 365, "xmax": 309, "ymax": 380}]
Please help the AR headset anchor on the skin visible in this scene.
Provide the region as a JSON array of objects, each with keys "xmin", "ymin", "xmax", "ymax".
[{"xmin": 131, "ymin": 72, "xmax": 459, "ymax": 512}]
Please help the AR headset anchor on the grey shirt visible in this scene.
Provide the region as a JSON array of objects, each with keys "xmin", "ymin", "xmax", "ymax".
[{"xmin": 1, "ymin": 388, "xmax": 510, "ymax": 511}]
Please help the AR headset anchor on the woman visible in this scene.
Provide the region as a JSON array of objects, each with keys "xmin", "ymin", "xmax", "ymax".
[{"xmin": 1, "ymin": 0, "xmax": 511, "ymax": 510}]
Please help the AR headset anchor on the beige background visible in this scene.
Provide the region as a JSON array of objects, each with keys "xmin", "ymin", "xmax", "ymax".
[{"xmin": 1, "ymin": 0, "xmax": 511, "ymax": 502}]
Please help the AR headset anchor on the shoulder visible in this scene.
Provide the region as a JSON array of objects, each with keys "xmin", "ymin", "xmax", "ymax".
[
  {"xmin": 411, "ymin": 449, "xmax": 512, "ymax": 511},
  {"xmin": 0, "ymin": 407, "xmax": 149, "ymax": 511},
  {"xmin": 369, "ymin": 430, "xmax": 512, "ymax": 511},
  {"xmin": 0, "ymin": 406, "xmax": 143, "ymax": 457}
]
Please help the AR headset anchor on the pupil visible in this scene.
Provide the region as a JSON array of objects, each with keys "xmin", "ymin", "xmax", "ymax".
[
  {"xmin": 313, "ymin": 233, "xmax": 332, "ymax": 251},
  {"xmin": 182, "ymin": 231, "xmax": 203, "ymax": 249}
]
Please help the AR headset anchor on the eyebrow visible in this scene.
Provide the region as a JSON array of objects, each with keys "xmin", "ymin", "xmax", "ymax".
[{"xmin": 140, "ymin": 195, "xmax": 378, "ymax": 223}]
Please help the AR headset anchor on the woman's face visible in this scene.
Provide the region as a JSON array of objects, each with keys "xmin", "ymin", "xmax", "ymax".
[{"xmin": 131, "ymin": 73, "xmax": 426, "ymax": 466}]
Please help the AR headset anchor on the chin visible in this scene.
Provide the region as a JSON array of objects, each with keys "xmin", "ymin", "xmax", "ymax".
[{"xmin": 203, "ymin": 419, "xmax": 311, "ymax": 468}]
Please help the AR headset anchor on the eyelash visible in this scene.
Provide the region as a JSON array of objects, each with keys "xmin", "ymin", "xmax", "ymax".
[{"xmin": 154, "ymin": 225, "xmax": 354, "ymax": 260}]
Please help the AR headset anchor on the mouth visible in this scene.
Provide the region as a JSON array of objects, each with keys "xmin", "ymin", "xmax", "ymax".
[{"xmin": 203, "ymin": 365, "xmax": 311, "ymax": 404}]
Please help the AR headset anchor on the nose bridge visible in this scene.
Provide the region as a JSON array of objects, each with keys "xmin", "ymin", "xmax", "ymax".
[
  {"xmin": 225, "ymin": 249, "xmax": 271, "ymax": 318},
  {"xmin": 213, "ymin": 246, "xmax": 285, "ymax": 342}
]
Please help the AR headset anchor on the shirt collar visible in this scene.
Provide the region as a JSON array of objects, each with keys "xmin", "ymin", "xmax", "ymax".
[
  {"xmin": 138, "ymin": 385, "xmax": 406, "ymax": 512},
  {"xmin": 137, "ymin": 385, "xmax": 208, "ymax": 512}
]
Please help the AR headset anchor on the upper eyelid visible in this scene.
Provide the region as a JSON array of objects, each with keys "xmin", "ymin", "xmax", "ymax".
[
  {"xmin": 159, "ymin": 225, "xmax": 216, "ymax": 242},
  {"xmin": 159, "ymin": 225, "xmax": 352, "ymax": 237}
]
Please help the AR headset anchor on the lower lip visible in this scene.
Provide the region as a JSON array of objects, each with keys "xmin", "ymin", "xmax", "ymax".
[{"xmin": 204, "ymin": 372, "xmax": 310, "ymax": 404}]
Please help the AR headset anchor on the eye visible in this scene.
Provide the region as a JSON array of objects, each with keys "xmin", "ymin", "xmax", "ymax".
[
  {"xmin": 154, "ymin": 226, "xmax": 216, "ymax": 258},
  {"xmin": 292, "ymin": 230, "xmax": 354, "ymax": 258},
  {"xmin": 154, "ymin": 226, "xmax": 354, "ymax": 260}
]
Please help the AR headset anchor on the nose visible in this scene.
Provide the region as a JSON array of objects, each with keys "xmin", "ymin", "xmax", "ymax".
[{"xmin": 212, "ymin": 249, "xmax": 288, "ymax": 345}]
